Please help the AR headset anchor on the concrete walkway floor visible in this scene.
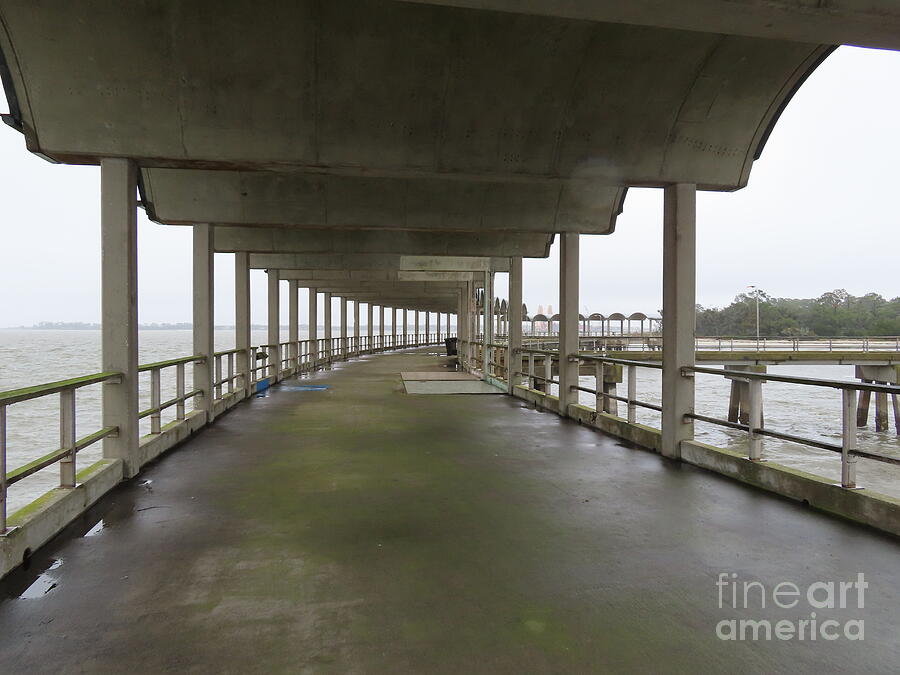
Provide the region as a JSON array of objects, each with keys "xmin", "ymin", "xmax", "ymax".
[{"xmin": 1, "ymin": 349, "xmax": 899, "ymax": 674}]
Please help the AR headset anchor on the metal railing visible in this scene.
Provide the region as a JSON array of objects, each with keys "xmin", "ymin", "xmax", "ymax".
[
  {"xmin": 490, "ymin": 339, "xmax": 900, "ymax": 490},
  {"xmin": 1, "ymin": 332, "xmax": 453, "ymax": 534},
  {"xmin": 0, "ymin": 371, "xmax": 122, "ymax": 531},
  {"xmin": 683, "ymin": 366, "xmax": 900, "ymax": 488},
  {"xmin": 138, "ymin": 355, "xmax": 205, "ymax": 433}
]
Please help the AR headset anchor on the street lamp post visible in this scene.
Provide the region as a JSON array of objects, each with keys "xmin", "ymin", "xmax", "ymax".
[{"xmin": 748, "ymin": 285, "xmax": 760, "ymax": 351}]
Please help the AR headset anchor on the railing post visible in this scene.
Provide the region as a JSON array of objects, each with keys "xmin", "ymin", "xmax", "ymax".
[
  {"xmin": 544, "ymin": 355, "xmax": 552, "ymax": 394},
  {"xmin": 842, "ymin": 388, "xmax": 859, "ymax": 488},
  {"xmin": 214, "ymin": 356, "xmax": 223, "ymax": 400},
  {"xmin": 528, "ymin": 353, "xmax": 535, "ymax": 389},
  {"xmin": 227, "ymin": 353, "xmax": 234, "ymax": 394},
  {"xmin": 176, "ymin": 363, "xmax": 186, "ymax": 420},
  {"xmin": 627, "ymin": 365, "xmax": 637, "ymax": 424},
  {"xmin": 59, "ymin": 389, "xmax": 77, "ymax": 487},
  {"xmin": 150, "ymin": 369, "xmax": 162, "ymax": 435},
  {"xmin": 101, "ymin": 157, "xmax": 140, "ymax": 477},
  {"xmin": 748, "ymin": 378, "xmax": 762, "ymax": 461},
  {"xmin": 594, "ymin": 362, "xmax": 603, "ymax": 413}
]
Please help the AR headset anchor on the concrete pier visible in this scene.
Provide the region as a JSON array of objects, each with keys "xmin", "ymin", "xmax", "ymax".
[{"xmin": 1, "ymin": 349, "xmax": 898, "ymax": 672}]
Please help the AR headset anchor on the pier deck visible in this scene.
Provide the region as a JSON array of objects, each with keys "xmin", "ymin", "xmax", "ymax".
[{"xmin": 1, "ymin": 349, "xmax": 898, "ymax": 673}]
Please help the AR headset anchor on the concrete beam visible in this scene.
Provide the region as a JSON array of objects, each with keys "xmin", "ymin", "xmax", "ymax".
[
  {"xmin": 143, "ymin": 168, "xmax": 624, "ymax": 234},
  {"xmin": 214, "ymin": 227, "xmax": 553, "ymax": 258},
  {"xmin": 275, "ymin": 269, "xmax": 478, "ymax": 283},
  {"xmin": 248, "ymin": 253, "xmax": 511, "ymax": 271},
  {"xmin": 399, "ymin": 256, "xmax": 510, "ymax": 272}
]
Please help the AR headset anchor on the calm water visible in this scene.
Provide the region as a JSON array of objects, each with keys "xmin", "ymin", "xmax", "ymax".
[{"xmin": 2, "ymin": 330, "xmax": 900, "ymax": 514}]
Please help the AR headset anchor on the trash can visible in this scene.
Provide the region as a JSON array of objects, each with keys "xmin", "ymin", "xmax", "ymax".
[{"xmin": 445, "ymin": 337, "xmax": 458, "ymax": 356}]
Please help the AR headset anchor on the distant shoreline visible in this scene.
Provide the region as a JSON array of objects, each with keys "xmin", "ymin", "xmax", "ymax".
[{"xmin": 4, "ymin": 325, "xmax": 298, "ymax": 331}]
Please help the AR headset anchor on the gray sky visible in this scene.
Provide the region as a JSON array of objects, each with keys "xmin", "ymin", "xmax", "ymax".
[{"xmin": 1, "ymin": 46, "xmax": 898, "ymax": 326}]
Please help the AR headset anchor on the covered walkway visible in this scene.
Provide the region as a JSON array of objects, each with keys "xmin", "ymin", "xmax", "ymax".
[{"xmin": 1, "ymin": 349, "xmax": 898, "ymax": 673}]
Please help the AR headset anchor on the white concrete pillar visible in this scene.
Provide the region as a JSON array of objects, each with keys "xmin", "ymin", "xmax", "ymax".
[
  {"xmin": 353, "ymin": 300, "xmax": 360, "ymax": 354},
  {"xmin": 447, "ymin": 311, "xmax": 451, "ymax": 335},
  {"xmin": 235, "ymin": 252, "xmax": 251, "ymax": 396},
  {"xmin": 414, "ymin": 310, "xmax": 420, "ymax": 345},
  {"xmin": 391, "ymin": 307, "xmax": 397, "ymax": 347},
  {"xmin": 101, "ymin": 158, "xmax": 139, "ymax": 477},
  {"xmin": 483, "ymin": 271, "xmax": 494, "ymax": 381},
  {"xmin": 267, "ymin": 270, "xmax": 281, "ymax": 379},
  {"xmin": 289, "ymin": 279, "xmax": 299, "ymax": 371},
  {"xmin": 324, "ymin": 292, "xmax": 332, "ymax": 360},
  {"xmin": 380, "ymin": 305, "xmax": 386, "ymax": 349},
  {"xmin": 433, "ymin": 312, "xmax": 439, "ymax": 343},
  {"xmin": 340, "ymin": 296, "xmax": 348, "ymax": 359},
  {"xmin": 367, "ymin": 303, "xmax": 374, "ymax": 351},
  {"xmin": 426, "ymin": 312, "xmax": 431, "ymax": 344},
  {"xmin": 661, "ymin": 183, "xmax": 697, "ymax": 459},
  {"xmin": 558, "ymin": 233, "xmax": 579, "ymax": 415},
  {"xmin": 403, "ymin": 308, "xmax": 409, "ymax": 346},
  {"xmin": 193, "ymin": 224, "xmax": 215, "ymax": 421},
  {"xmin": 308, "ymin": 288, "xmax": 318, "ymax": 364},
  {"xmin": 508, "ymin": 256, "xmax": 523, "ymax": 394}
]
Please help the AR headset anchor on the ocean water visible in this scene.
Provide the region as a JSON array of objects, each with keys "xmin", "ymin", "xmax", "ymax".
[{"xmin": 2, "ymin": 330, "xmax": 900, "ymax": 515}]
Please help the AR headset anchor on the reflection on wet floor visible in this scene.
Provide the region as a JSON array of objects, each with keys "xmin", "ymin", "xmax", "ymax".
[{"xmin": 17, "ymin": 558, "xmax": 63, "ymax": 599}]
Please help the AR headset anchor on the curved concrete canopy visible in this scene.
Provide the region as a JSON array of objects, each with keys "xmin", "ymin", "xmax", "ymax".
[
  {"xmin": 142, "ymin": 169, "xmax": 626, "ymax": 234},
  {"xmin": 396, "ymin": 0, "xmax": 900, "ymax": 51},
  {"xmin": 0, "ymin": 0, "xmax": 832, "ymax": 243}
]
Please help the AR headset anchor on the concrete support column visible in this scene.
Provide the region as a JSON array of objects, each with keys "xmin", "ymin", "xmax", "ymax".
[
  {"xmin": 267, "ymin": 270, "xmax": 281, "ymax": 379},
  {"xmin": 367, "ymin": 303, "xmax": 374, "ymax": 352},
  {"xmin": 414, "ymin": 310, "xmax": 420, "ymax": 345},
  {"xmin": 193, "ymin": 224, "xmax": 215, "ymax": 421},
  {"xmin": 380, "ymin": 305, "xmax": 386, "ymax": 350},
  {"xmin": 558, "ymin": 234, "xmax": 579, "ymax": 415},
  {"xmin": 661, "ymin": 183, "xmax": 697, "ymax": 459},
  {"xmin": 340, "ymin": 296, "xmax": 348, "ymax": 359},
  {"xmin": 483, "ymin": 271, "xmax": 494, "ymax": 381},
  {"xmin": 324, "ymin": 292, "xmax": 332, "ymax": 360},
  {"xmin": 235, "ymin": 252, "xmax": 251, "ymax": 396},
  {"xmin": 289, "ymin": 280, "xmax": 299, "ymax": 372},
  {"xmin": 434, "ymin": 312, "xmax": 440, "ymax": 343},
  {"xmin": 353, "ymin": 300, "xmax": 360, "ymax": 354},
  {"xmin": 100, "ymin": 158, "xmax": 139, "ymax": 477},
  {"xmin": 508, "ymin": 257, "xmax": 523, "ymax": 394},
  {"xmin": 391, "ymin": 307, "xmax": 397, "ymax": 348},
  {"xmin": 403, "ymin": 308, "xmax": 409, "ymax": 347},
  {"xmin": 308, "ymin": 288, "xmax": 318, "ymax": 365}
]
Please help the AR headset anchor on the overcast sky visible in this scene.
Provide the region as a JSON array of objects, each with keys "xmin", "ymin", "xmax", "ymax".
[{"xmin": 0, "ymin": 45, "xmax": 897, "ymax": 327}]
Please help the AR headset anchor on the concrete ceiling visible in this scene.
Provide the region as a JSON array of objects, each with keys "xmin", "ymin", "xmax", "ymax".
[{"xmin": 0, "ymin": 0, "xmax": 870, "ymax": 310}]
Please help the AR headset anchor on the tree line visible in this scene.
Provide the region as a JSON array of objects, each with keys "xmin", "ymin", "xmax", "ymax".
[{"xmin": 695, "ymin": 289, "xmax": 900, "ymax": 337}]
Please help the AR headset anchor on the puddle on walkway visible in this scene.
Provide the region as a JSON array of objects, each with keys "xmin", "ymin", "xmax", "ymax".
[
  {"xmin": 280, "ymin": 385, "xmax": 329, "ymax": 392},
  {"xmin": 19, "ymin": 558, "xmax": 63, "ymax": 599},
  {"xmin": 83, "ymin": 520, "xmax": 106, "ymax": 537}
]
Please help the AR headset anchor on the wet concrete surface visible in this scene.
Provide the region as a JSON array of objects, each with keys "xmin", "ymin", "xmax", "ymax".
[{"xmin": 1, "ymin": 349, "xmax": 899, "ymax": 673}]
